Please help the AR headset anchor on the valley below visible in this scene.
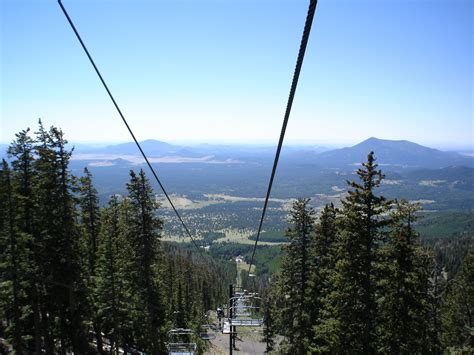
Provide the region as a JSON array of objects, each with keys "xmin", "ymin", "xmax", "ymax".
[{"xmin": 61, "ymin": 137, "xmax": 474, "ymax": 250}]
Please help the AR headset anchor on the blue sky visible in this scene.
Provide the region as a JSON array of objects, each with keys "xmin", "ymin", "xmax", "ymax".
[{"xmin": 1, "ymin": 0, "xmax": 473, "ymax": 149}]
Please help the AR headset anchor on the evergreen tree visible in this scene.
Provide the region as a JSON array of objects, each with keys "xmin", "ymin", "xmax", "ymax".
[
  {"xmin": 276, "ymin": 198, "xmax": 315, "ymax": 352},
  {"xmin": 78, "ymin": 167, "xmax": 103, "ymax": 352},
  {"xmin": 319, "ymin": 151, "xmax": 390, "ymax": 353},
  {"xmin": 163, "ymin": 256, "xmax": 177, "ymax": 317},
  {"xmin": 424, "ymin": 260, "xmax": 446, "ymax": 353},
  {"xmin": 34, "ymin": 123, "xmax": 88, "ymax": 353},
  {"xmin": 310, "ymin": 203, "xmax": 338, "ymax": 351},
  {"xmin": 262, "ymin": 295, "xmax": 275, "ymax": 353},
  {"xmin": 175, "ymin": 281, "xmax": 187, "ymax": 328},
  {"xmin": 441, "ymin": 243, "xmax": 474, "ymax": 351},
  {"xmin": 0, "ymin": 123, "xmax": 236, "ymax": 353},
  {"xmin": 6, "ymin": 128, "xmax": 43, "ymax": 352},
  {"xmin": 183, "ymin": 266, "xmax": 195, "ymax": 324},
  {"xmin": 96, "ymin": 195, "xmax": 133, "ymax": 354},
  {"xmin": 79, "ymin": 167, "xmax": 101, "ymax": 277},
  {"xmin": 376, "ymin": 200, "xmax": 434, "ymax": 353},
  {"xmin": 125, "ymin": 169, "xmax": 166, "ymax": 353},
  {"xmin": 0, "ymin": 160, "xmax": 26, "ymax": 352}
]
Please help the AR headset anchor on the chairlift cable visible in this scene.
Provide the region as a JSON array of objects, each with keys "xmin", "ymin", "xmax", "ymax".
[
  {"xmin": 247, "ymin": 0, "xmax": 318, "ymax": 276},
  {"xmin": 57, "ymin": 0, "xmax": 202, "ymax": 253}
]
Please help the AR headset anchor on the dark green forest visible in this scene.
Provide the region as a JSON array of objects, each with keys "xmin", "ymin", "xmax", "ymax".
[
  {"xmin": 260, "ymin": 152, "xmax": 473, "ymax": 354},
  {"xmin": 0, "ymin": 122, "xmax": 235, "ymax": 354},
  {"xmin": 1, "ymin": 123, "xmax": 472, "ymax": 354}
]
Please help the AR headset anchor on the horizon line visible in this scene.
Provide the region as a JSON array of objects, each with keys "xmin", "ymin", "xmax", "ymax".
[{"xmin": 0, "ymin": 137, "xmax": 473, "ymax": 151}]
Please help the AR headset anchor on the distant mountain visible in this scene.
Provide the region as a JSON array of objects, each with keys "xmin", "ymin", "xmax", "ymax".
[
  {"xmin": 71, "ymin": 137, "xmax": 474, "ymax": 170},
  {"xmin": 60, "ymin": 137, "xmax": 474, "ymax": 211},
  {"xmin": 97, "ymin": 139, "xmax": 180, "ymax": 156},
  {"xmin": 311, "ymin": 137, "xmax": 474, "ymax": 169}
]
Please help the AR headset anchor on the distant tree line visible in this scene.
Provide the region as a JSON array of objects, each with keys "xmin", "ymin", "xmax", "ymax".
[
  {"xmin": 263, "ymin": 152, "xmax": 473, "ymax": 354},
  {"xmin": 0, "ymin": 121, "xmax": 235, "ymax": 354}
]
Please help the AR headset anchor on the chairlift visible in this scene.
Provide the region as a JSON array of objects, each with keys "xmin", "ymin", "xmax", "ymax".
[
  {"xmin": 229, "ymin": 318, "xmax": 264, "ymax": 327},
  {"xmin": 230, "ymin": 295, "xmax": 262, "ymax": 310},
  {"xmin": 230, "ymin": 304, "xmax": 259, "ymax": 317},
  {"xmin": 228, "ymin": 294, "xmax": 261, "ymax": 304},
  {"xmin": 166, "ymin": 328, "xmax": 197, "ymax": 355},
  {"xmin": 228, "ymin": 293, "xmax": 263, "ymax": 328}
]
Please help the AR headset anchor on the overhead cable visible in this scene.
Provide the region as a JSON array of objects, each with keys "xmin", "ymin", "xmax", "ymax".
[
  {"xmin": 57, "ymin": 0, "xmax": 201, "ymax": 252},
  {"xmin": 248, "ymin": 0, "xmax": 318, "ymax": 275}
]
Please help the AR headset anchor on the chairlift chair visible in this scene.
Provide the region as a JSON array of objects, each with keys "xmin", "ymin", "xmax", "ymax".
[
  {"xmin": 166, "ymin": 329, "xmax": 197, "ymax": 355},
  {"xmin": 228, "ymin": 294, "xmax": 264, "ymax": 327}
]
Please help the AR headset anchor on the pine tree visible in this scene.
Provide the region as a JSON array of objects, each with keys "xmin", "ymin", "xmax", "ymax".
[
  {"xmin": 96, "ymin": 195, "xmax": 133, "ymax": 354},
  {"xmin": 441, "ymin": 243, "xmax": 474, "ymax": 351},
  {"xmin": 34, "ymin": 122, "xmax": 89, "ymax": 353},
  {"xmin": 0, "ymin": 160, "xmax": 26, "ymax": 352},
  {"xmin": 183, "ymin": 266, "xmax": 195, "ymax": 325},
  {"xmin": 79, "ymin": 167, "xmax": 101, "ymax": 276},
  {"xmin": 310, "ymin": 203, "xmax": 338, "ymax": 351},
  {"xmin": 1, "ymin": 123, "xmax": 238, "ymax": 353},
  {"xmin": 125, "ymin": 169, "xmax": 166, "ymax": 353},
  {"xmin": 78, "ymin": 167, "xmax": 103, "ymax": 352},
  {"xmin": 423, "ymin": 259, "xmax": 446, "ymax": 354},
  {"xmin": 163, "ymin": 256, "xmax": 177, "ymax": 317},
  {"xmin": 376, "ymin": 200, "xmax": 434, "ymax": 353},
  {"xmin": 175, "ymin": 280, "xmax": 187, "ymax": 328},
  {"xmin": 33, "ymin": 120, "xmax": 59, "ymax": 352},
  {"xmin": 6, "ymin": 128, "xmax": 43, "ymax": 352},
  {"xmin": 7, "ymin": 129, "xmax": 35, "ymax": 238},
  {"xmin": 276, "ymin": 198, "xmax": 315, "ymax": 352},
  {"xmin": 320, "ymin": 151, "xmax": 390, "ymax": 353},
  {"xmin": 262, "ymin": 295, "xmax": 275, "ymax": 353}
]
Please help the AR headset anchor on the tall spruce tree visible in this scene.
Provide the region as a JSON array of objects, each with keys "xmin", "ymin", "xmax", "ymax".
[
  {"xmin": 125, "ymin": 169, "xmax": 166, "ymax": 353},
  {"xmin": 79, "ymin": 167, "xmax": 101, "ymax": 277},
  {"xmin": 320, "ymin": 151, "xmax": 390, "ymax": 353},
  {"xmin": 78, "ymin": 167, "xmax": 103, "ymax": 352},
  {"xmin": 276, "ymin": 198, "xmax": 315, "ymax": 352},
  {"xmin": 163, "ymin": 256, "xmax": 177, "ymax": 317},
  {"xmin": 7, "ymin": 129, "xmax": 35, "ymax": 240},
  {"xmin": 309, "ymin": 203, "xmax": 338, "ymax": 351},
  {"xmin": 6, "ymin": 128, "xmax": 42, "ymax": 352},
  {"xmin": 34, "ymin": 122, "xmax": 88, "ymax": 353},
  {"xmin": 32, "ymin": 120, "xmax": 57, "ymax": 352},
  {"xmin": 96, "ymin": 195, "xmax": 133, "ymax": 354},
  {"xmin": 262, "ymin": 295, "xmax": 276, "ymax": 352},
  {"xmin": 376, "ymin": 200, "xmax": 434, "ymax": 353},
  {"xmin": 424, "ymin": 259, "xmax": 446, "ymax": 353},
  {"xmin": 0, "ymin": 160, "xmax": 27, "ymax": 352}
]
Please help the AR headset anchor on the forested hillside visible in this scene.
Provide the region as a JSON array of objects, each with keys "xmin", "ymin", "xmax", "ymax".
[
  {"xmin": 262, "ymin": 153, "xmax": 473, "ymax": 353},
  {"xmin": 0, "ymin": 122, "xmax": 235, "ymax": 353},
  {"xmin": 1, "ymin": 123, "xmax": 472, "ymax": 354}
]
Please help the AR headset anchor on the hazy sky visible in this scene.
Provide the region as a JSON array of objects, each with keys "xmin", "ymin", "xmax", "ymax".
[{"xmin": 1, "ymin": 0, "xmax": 473, "ymax": 148}]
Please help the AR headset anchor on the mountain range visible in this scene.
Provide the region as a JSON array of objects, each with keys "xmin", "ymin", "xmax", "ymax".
[
  {"xmin": 3, "ymin": 137, "xmax": 471, "ymax": 210},
  {"xmin": 70, "ymin": 137, "xmax": 474, "ymax": 170},
  {"xmin": 304, "ymin": 137, "xmax": 474, "ymax": 169}
]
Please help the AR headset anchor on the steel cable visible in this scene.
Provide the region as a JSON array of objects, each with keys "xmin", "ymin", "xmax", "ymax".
[
  {"xmin": 247, "ymin": 0, "xmax": 318, "ymax": 275},
  {"xmin": 57, "ymin": 0, "xmax": 201, "ymax": 252}
]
